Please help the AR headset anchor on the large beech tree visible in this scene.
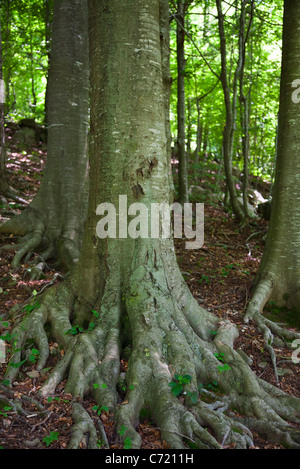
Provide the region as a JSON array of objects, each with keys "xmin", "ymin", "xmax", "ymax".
[
  {"xmin": 0, "ymin": 0, "xmax": 89, "ymax": 273},
  {"xmin": 245, "ymin": 0, "xmax": 300, "ymax": 374},
  {"xmin": 4, "ymin": 0, "xmax": 300, "ymax": 449}
]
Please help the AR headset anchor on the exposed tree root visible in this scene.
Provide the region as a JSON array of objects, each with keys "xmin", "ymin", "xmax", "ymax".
[
  {"xmin": 245, "ymin": 275, "xmax": 300, "ymax": 383},
  {"xmin": 0, "ymin": 384, "xmax": 47, "ymax": 418},
  {"xmin": 67, "ymin": 402, "xmax": 100, "ymax": 449},
  {"xmin": 3, "ymin": 249, "xmax": 300, "ymax": 450},
  {"xmin": 0, "ymin": 181, "xmax": 29, "ymax": 207},
  {"xmin": 0, "ymin": 206, "xmax": 81, "ymax": 273}
]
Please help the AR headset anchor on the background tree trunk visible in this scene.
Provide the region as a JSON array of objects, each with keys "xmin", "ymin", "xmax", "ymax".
[
  {"xmin": 0, "ymin": 0, "xmax": 89, "ymax": 273},
  {"xmin": 43, "ymin": 0, "xmax": 53, "ymax": 127},
  {"xmin": 216, "ymin": 0, "xmax": 246, "ymax": 223},
  {"xmin": 0, "ymin": 7, "xmax": 22, "ymax": 204},
  {"xmin": 0, "ymin": 13, "xmax": 6, "ymax": 195},
  {"xmin": 176, "ymin": 0, "xmax": 189, "ymax": 204}
]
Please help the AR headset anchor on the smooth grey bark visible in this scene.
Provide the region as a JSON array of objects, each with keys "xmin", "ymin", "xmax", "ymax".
[
  {"xmin": 176, "ymin": 0, "xmax": 189, "ymax": 204},
  {"xmin": 216, "ymin": 0, "xmax": 247, "ymax": 223},
  {"xmin": 4, "ymin": 0, "xmax": 300, "ymax": 450},
  {"xmin": 246, "ymin": 0, "xmax": 300, "ymax": 331},
  {"xmin": 160, "ymin": 0, "xmax": 175, "ymax": 203},
  {"xmin": 0, "ymin": 0, "xmax": 89, "ymax": 272}
]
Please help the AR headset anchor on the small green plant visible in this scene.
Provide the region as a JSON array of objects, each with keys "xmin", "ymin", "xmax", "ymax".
[
  {"xmin": 220, "ymin": 264, "xmax": 235, "ymax": 277},
  {"xmin": 46, "ymin": 396, "xmax": 63, "ymax": 403},
  {"xmin": 1, "ymin": 380, "xmax": 10, "ymax": 387},
  {"xmin": 28, "ymin": 348, "xmax": 40, "ymax": 364},
  {"xmin": 0, "ymin": 319, "xmax": 10, "ymax": 328},
  {"xmin": 64, "ymin": 325, "xmax": 84, "ymax": 335},
  {"xmin": 168, "ymin": 374, "xmax": 192, "ymax": 397},
  {"xmin": 6, "ymin": 354, "xmax": 26, "ymax": 370},
  {"xmin": 88, "ymin": 322, "xmax": 96, "ymax": 331},
  {"xmin": 242, "ymin": 270, "xmax": 250, "ymax": 275},
  {"xmin": 0, "ymin": 406, "xmax": 12, "ymax": 418},
  {"xmin": 21, "ymin": 301, "xmax": 41, "ymax": 315},
  {"xmin": 43, "ymin": 431, "xmax": 60, "ymax": 447},
  {"xmin": 215, "ymin": 352, "xmax": 231, "ymax": 373},
  {"xmin": 198, "ymin": 274, "xmax": 211, "ymax": 285},
  {"xmin": 186, "ymin": 390, "xmax": 198, "ymax": 404},
  {"xmin": 217, "ymin": 363, "xmax": 231, "ymax": 373},
  {"xmin": 92, "ymin": 404, "xmax": 109, "ymax": 416},
  {"xmin": 118, "ymin": 425, "xmax": 127, "ymax": 436},
  {"xmin": 97, "ymin": 439, "xmax": 105, "ymax": 448},
  {"xmin": 92, "ymin": 310, "xmax": 99, "ymax": 319},
  {"xmin": 64, "ymin": 312, "xmax": 100, "ymax": 336},
  {"xmin": 117, "ymin": 425, "xmax": 132, "ymax": 449},
  {"xmin": 199, "ymin": 380, "xmax": 219, "ymax": 393},
  {"xmin": 214, "ymin": 352, "xmax": 225, "ymax": 362},
  {"xmin": 93, "ymin": 383, "xmax": 108, "ymax": 390}
]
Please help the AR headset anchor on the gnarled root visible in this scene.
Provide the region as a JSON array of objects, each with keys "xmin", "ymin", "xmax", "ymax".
[
  {"xmin": 3, "ymin": 260, "xmax": 300, "ymax": 449},
  {"xmin": 245, "ymin": 275, "xmax": 300, "ymax": 383},
  {"xmin": 0, "ymin": 206, "xmax": 81, "ymax": 273},
  {"xmin": 0, "ymin": 182, "xmax": 29, "ymax": 208},
  {"xmin": 67, "ymin": 402, "xmax": 101, "ymax": 449},
  {"xmin": 0, "ymin": 384, "xmax": 47, "ymax": 418}
]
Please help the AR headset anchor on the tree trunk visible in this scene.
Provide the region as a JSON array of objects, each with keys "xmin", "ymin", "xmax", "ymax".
[
  {"xmin": 0, "ymin": 13, "xmax": 6, "ymax": 194},
  {"xmin": 176, "ymin": 0, "xmax": 189, "ymax": 204},
  {"xmin": 194, "ymin": 97, "xmax": 202, "ymax": 179},
  {"xmin": 245, "ymin": 0, "xmax": 300, "ymax": 336},
  {"xmin": 239, "ymin": 0, "xmax": 254, "ymax": 220},
  {"xmin": 43, "ymin": 0, "xmax": 53, "ymax": 127},
  {"xmin": 0, "ymin": 0, "xmax": 89, "ymax": 273},
  {"xmin": 5, "ymin": 0, "xmax": 300, "ymax": 450},
  {"xmin": 0, "ymin": 5, "xmax": 23, "ymax": 204}
]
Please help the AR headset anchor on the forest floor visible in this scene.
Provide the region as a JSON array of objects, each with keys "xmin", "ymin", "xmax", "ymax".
[{"xmin": 0, "ymin": 123, "xmax": 299, "ymax": 450}]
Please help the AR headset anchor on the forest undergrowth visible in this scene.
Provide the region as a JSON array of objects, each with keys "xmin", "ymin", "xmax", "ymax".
[{"xmin": 0, "ymin": 124, "xmax": 299, "ymax": 450}]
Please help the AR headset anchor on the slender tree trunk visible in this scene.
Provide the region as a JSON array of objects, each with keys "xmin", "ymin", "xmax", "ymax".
[
  {"xmin": 176, "ymin": 0, "xmax": 189, "ymax": 204},
  {"xmin": 0, "ymin": 13, "xmax": 6, "ymax": 192},
  {"xmin": 194, "ymin": 96, "xmax": 202, "ymax": 178},
  {"xmin": 44, "ymin": 0, "xmax": 53, "ymax": 127},
  {"xmin": 0, "ymin": 7, "xmax": 22, "ymax": 203},
  {"xmin": 5, "ymin": 0, "xmax": 300, "ymax": 451},
  {"xmin": 239, "ymin": 0, "xmax": 254, "ymax": 219},
  {"xmin": 245, "ymin": 0, "xmax": 300, "ymax": 381},
  {"xmin": 186, "ymin": 97, "xmax": 192, "ymax": 158},
  {"xmin": 3, "ymin": 0, "xmax": 11, "ymax": 113},
  {"xmin": 29, "ymin": 30, "xmax": 37, "ymax": 116},
  {"xmin": 160, "ymin": 0, "xmax": 175, "ymax": 202},
  {"xmin": 0, "ymin": 0, "xmax": 89, "ymax": 273}
]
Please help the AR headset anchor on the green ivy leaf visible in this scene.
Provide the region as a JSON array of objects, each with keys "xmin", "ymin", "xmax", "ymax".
[
  {"xmin": 92, "ymin": 310, "xmax": 99, "ymax": 319},
  {"xmin": 124, "ymin": 437, "xmax": 132, "ymax": 449},
  {"xmin": 118, "ymin": 425, "xmax": 127, "ymax": 437},
  {"xmin": 43, "ymin": 431, "xmax": 59, "ymax": 447},
  {"xmin": 170, "ymin": 383, "xmax": 183, "ymax": 397}
]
